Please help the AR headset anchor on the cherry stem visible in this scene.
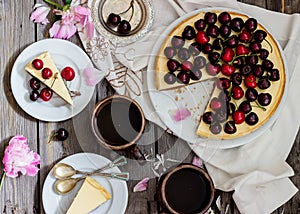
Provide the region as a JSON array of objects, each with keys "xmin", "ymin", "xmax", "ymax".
[
  {"xmin": 253, "ymin": 101, "xmax": 267, "ymax": 111},
  {"xmin": 118, "ymin": 0, "xmax": 134, "ymax": 16},
  {"xmin": 0, "ymin": 172, "xmax": 6, "ymax": 192},
  {"xmin": 264, "ymin": 39, "xmax": 273, "ymax": 53},
  {"xmin": 50, "ymin": 73, "xmax": 58, "ymax": 88},
  {"xmin": 47, "ymin": 133, "xmax": 57, "ymax": 144}
]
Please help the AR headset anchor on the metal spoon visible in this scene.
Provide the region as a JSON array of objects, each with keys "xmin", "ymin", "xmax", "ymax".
[
  {"xmin": 53, "ymin": 156, "xmax": 127, "ymax": 179},
  {"xmin": 54, "ymin": 171, "xmax": 129, "ymax": 195}
]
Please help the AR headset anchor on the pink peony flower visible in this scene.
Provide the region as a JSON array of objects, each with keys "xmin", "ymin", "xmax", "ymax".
[
  {"xmin": 133, "ymin": 177, "xmax": 150, "ymax": 192},
  {"xmin": 2, "ymin": 135, "xmax": 40, "ymax": 178},
  {"xmin": 168, "ymin": 108, "xmax": 191, "ymax": 122},
  {"xmin": 30, "ymin": 3, "xmax": 51, "ymax": 25}
]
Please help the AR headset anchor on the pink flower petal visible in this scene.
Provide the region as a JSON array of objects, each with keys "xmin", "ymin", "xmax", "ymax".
[
  {"xmin": 192, "ymin": 155, "xmax": 203, "ymax": 168},
  {"xmin": 83, "ymin": 67, "xmax": 107, "ymax": 86},
  {"xmin": 168, "ymin": 108, "xmax": 191, "ymax": 122},
  {"xmin": 49, "ymin": 20, "xmax": 77, "ymax": 39},
  {"xmin": 30, "ymin": 4, "xmax": 50, "ymax": 25},
  {"xmin": 133, "ymin": 177, "xmax": 150, "ymax": 192}
]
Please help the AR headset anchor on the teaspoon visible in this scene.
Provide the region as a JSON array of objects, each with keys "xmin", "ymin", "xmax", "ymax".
[
  {"xmin": 54, "ymin": 171, "xmax": 129, "ymax": 194},
  {"xmin": 53, "ymin": 156, "xmax": 127, "ymax": 179}
]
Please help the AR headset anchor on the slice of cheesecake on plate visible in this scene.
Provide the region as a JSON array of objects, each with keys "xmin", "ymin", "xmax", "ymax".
[
  {"xmin": 66, "ymin": 176, "xmax": 111, "ymax": 214},
  {"xmin": 25, "ymin": 51, "xmax": 73, "ymax": 105}
]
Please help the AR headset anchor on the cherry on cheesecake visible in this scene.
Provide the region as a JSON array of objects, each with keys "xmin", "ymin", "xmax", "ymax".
[{"xmin": 32, "ymin": 59, "xmax": 43, "ymax": 70}]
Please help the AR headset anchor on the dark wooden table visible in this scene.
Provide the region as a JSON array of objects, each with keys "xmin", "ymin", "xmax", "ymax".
[{"xmin": 0, "ymin": 0, "xmax": 299, "ymax": 213}]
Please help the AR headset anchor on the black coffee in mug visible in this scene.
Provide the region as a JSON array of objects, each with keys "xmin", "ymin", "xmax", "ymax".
[
  {"xmin": 94, "ymin": 96, "xmax": 144, "ymax": 147},
  {"xmin": 158, "ymin": 164, "xmax": 215, "ymax": 214},
  {"xmin": 91, "ymin": 95, "xmax": 146, "ymax": 160}
]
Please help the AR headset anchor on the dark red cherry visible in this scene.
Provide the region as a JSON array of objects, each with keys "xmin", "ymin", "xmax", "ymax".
[
  {"xmin": 258, "ymin": 93, "xmax": 272, "ymax": 106},
  {"xmin": 181, "ymin": 61, "xmax": 193, "ymax": 72},
  {"xmin": 231, "ymin": 72, "xmax": 242, "ymax": 85},
  {"xmin": 32, "ymin": 59, "xmax": 43, "ymax": 70},
  {"xmin": 257, "ymin": 78, "xmax": 271, "ymax": 90},
  {"xmin": 117, "ymin": 20, "xmax": 131, "ymax": 34},
  {"xmin": 262, "ymin": 59, "xmax": 274, "ymax": 71},
  {"xmin": 221, "ymin": 64, "xmax": 235, "ymax": 76},
  {"xmin": 231, "ymin": 85, "xmax": 244, "ymax": 100},
  {"xmin": 29, "ymin": 77, "xmax": 41, "ymax": 90},
  {"xmin": 206, "ymin": 25, "xmax": 219, "ymax": 38},
  {"xmin": 218, "ymin": 90, "xmax": 231, "ymax": 103},
  {"xmin": 245, "ymin": 88, "xmax": 258, "ymax": 102},
  {"xmin": 252, "ymin": 65, "xmax": 264, "ymax": 77},
  {"xmin": 55, "ymin": 128, "xmax": 69, "ymax": 141},
  {"xmin": 206, "ymin": 63, "xmax": 221, "ymax": 76},
  {"xmin": 164, "ymin": 73, "xmax": 177, "ymax": 84},
  {"xmin": 219, "ymin": 24, "xmax": 231, "ymax": 38},
  {"xmin": 245, "ymin": 112, "xmax": 259, "ymax": 125},
  {"xmin": 232, "ymin": 58, "xmax": 244, "ymax": 68},
  {"xmin": 196, "ymin": 31, "xmax": 210, "ymax": 45},
  {"xmin": 42, "ymin": 68, "xmax": 53, "ymax": 79},
  {"xmin": 177, "ymin": 71, "xmax": 190, "ymax": 84},
  {"xmin": 182, "ymin": 25, "xmax": 196, "ymax": 40},
  {"xmin": 208, "ymin": 52, "xmax": 220, "ymax": 64},
  {"xmin": 259, "ymin": 49, "xmax": 269, "ymax": 60},
  {"xmin": 224, "ymin": 121, "xmax": 237, "ymax": 134},
  {"xmin": 215, "ymin": 108, "xmax": 228, "ymax": 123},
  {"xmin": 61, "ymin": 67, "xmax": 75, "ymax": 81},
  {"xmin": 167, "ymin": 59, "xmax": 180, "ymax": 72},
  {"xmin": 245, "ymin": 18, "xmax": 258, "ymax": 31},
  {"xmin": 236, "ymin": 44, "xmax": 250, "ymax": 55},
  {"xmin": 216, "ymin": 77, "xmax": 231, "ymax": 90},
  {"xmin": 221, "ymin": 47, "xmax": 234, "ymax": 62},
  {"xmin": 244, "ymin": 74, "xmax": 257, "ymax": 88},
  {"xmin": 202, "ymin": 43, "xmax": 213, "ymax": 54},
  {"xmin": 245, "ymin": 55, "xmax": 258, "ymax": 65},
  {"xmin": 40, "ymin": 87, "xmax": 53, "ymax": 102},
  {"xmin": 254, "ymin": 30, "xmax": 267, "ymax": 42},
  {"xmin": 269, "ymin": 69, "xmax": 280, "ymax": 81},
  {"xmin": 194, "ymin": 19, "xmax": 206, "ymax": 31},
  {"xmin": 189, "ymin": 42, "xmax": 201, "ymax": 56},
  {"xmin": 233, "ymin": 110, "xmax": 245, "ymax": 124},
  {"xmin": 240, "ymin": 64, "xmax": 252, "ymax": 76},
  {"xmin": 250, "ymin": 41, "xmax": 262, "ymax": 53},
  {"xmin": 178, "ymin": 48, "xmax": 191, "ymax": 61},
  {"xmin": 164, "ymin": 47, "xmax": 176, "ymax": 58},
  {"xmin": 238, "ymin": 100, "xmax": 252, "ymax": 114},
  {"xmin": 210, "ymin": 123, "xmax": 222, "ymax": 135},
  {"xmin": 202, "ymin": 111, "xmax": 214, "ymax": 124},
  {"xmin": 225, "ymin": 35, "xmax": 238, "ymax": 48},
  {"xmin": 194, "ymin": 56, "xmax": 206, "ymax": 68},
  {"xmin": 171, "ymin": 36, "xmax": 185, "ymax": 49},
  {"xmin": 204, "ymin": 12, "xmax": 217, "ymax": 25},
  {"xmin": 29, "ymin": 90, "xmax": 39, "ymax": 101},
  {"xmin": 218, "ymin": 12, "xmax": 231, "ymax": 24},
  {"xmin": 190, "ymin": 68, "xmax": 202, "ymax": 80},
  {"xmin": 230, "ymin": 17, "xmax": 244, "ymax": 32},
  {"xmin": 212, "ymin": 38, "xmax": 223, "ymax": 50},
  {"xmin": 239, "ymin": 30, "xmax": 252, "ymax": 43},
  {"xmin": 107, "ymin": 13, "xmax": 121, "ymax": 28}
]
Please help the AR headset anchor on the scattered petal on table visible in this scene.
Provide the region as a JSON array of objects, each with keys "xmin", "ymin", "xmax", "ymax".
[
  {"xmin": 133, "ymin": 177, "xmax": 150, "ymax": 192},
  {"xmin": 192, "ymin": 155, "xmax": 203, "ymax": 168},
  {"xmin": 168, "ymin": 108, "xmax": 191, "ymax": 122},
  {"xmin": 83, "ymin": 67, "xmax": 108, "ymax": 86}
]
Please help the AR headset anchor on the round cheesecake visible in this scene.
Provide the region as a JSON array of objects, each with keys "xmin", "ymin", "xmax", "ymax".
[{"xmin": 155, "ymin": 10, "xmax": 286, "ymax": 140}]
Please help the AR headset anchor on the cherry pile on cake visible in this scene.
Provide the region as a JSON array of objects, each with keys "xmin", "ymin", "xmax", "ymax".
[
  {"xmin": 155, "ymin": 11, "xmax": 285, "ymax": 139},
  {"xmin": 25, "ymin": 52, "xmax": 77, "ymax": 105}
]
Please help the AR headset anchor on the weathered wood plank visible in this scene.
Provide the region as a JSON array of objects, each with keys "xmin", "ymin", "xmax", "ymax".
[{"xmin": 0, "ymin": 0, "xmax": 38, "ymax": 213}]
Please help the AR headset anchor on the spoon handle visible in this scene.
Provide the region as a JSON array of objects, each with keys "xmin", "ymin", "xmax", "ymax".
[
  {"xmin": 88, "ymin": 156, "xmax": 127, "ymax": 175},
  {"xmin": 93, "ymin": 172, "xmax": 129, "ymax": 181}
]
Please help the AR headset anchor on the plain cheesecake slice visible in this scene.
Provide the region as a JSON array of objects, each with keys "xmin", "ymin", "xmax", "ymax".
[
  {"xmin": 66, "ymin": 176, "xmax": 111, "ymax": 214},
  {"xmin": 25, "ymin": 51, "xmax": 73, "ymax": 105}
]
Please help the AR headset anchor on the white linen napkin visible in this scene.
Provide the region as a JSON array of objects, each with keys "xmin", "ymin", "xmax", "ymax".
[{"xmin": 74, "ymin": 0, "xmax": 299, "ymax": 213}]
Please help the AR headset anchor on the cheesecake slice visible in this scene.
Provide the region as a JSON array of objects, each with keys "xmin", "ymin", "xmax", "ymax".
[
  {"xmin": 25, "ymin": 51, "xmax": 73, "ymax": 105},
  {"xmin": 66, "ymin": 176, "xmax": 111, "ymax": 214}
]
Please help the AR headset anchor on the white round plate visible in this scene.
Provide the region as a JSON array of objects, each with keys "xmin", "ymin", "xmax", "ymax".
[
  {"xmin": 11, "ymin": 38, "xmax": 95, "ymax": 122},
  {"xmin": 42, "ymin": 153, "xmax": 128, "ymax": 214},
  {"xmin": 147, "ymin": 8, "xmax": 288, "ymax": 149}
]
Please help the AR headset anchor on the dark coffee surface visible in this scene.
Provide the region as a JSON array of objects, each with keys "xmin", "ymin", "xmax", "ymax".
[
  {"xmin": 96, "ymin": 99, "xmax": 143, "ymax": 145},
  {"xmin": 165, "ymin": 168, "xmax": 210, "ymax": 213}
]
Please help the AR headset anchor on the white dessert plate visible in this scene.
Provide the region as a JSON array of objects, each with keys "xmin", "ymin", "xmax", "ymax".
[
  {"xmin": 42, "ymin": 153, "xmax": 128, "ymax": 214},
  {"xmin": 11, "ymin": 38, "xmax": 95, "ymax": 122},
  {"xmin": 146, "ymin": 7, "xmax": 288, "ymax": 149}
]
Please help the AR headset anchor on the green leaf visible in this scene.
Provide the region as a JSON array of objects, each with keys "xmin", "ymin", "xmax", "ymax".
[{"xmin": 65, "ymin": 0, "xmax": 72, "ymax": 5}]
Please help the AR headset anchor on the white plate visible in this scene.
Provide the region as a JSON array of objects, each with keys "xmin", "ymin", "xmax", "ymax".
[
  {"xmin": 146, "ymin": 8, "xmax": 288, "ymax": 149},
  {"xmin": 42, "ymin": 153, "xmax": 128, "ymax": 214},
  {"xmin": 11, "ymin": 39, "xmax": 95, "ymax": 122}
]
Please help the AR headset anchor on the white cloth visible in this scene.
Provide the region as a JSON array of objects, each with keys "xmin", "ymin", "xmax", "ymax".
[{"xmin": 75, "ymin": 0, "xmax": 300, "ymax": 213}]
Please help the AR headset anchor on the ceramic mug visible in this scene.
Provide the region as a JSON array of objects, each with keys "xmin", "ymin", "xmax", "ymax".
[
  {"xmin": 157, "ymin": 164, "xmax": 215, "ymax": 214},
  {"xmin": 91, "ymin": 95, "xmax": 146, "ymax": 160}
]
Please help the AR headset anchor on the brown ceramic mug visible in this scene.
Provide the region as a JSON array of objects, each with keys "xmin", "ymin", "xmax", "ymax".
[
  {"xmin": 157, "ymin": 164, "xmax": 215, "ymax": 214},
  {"xmin": 91, "ymin": 95, "xmax": 146, "ymax": 160}
]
